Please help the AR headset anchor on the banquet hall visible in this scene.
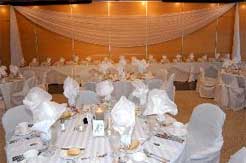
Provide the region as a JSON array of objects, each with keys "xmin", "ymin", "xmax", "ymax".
[{"xmin": 0, "ymin": 0, "xmax": 246, "ymax": 162}]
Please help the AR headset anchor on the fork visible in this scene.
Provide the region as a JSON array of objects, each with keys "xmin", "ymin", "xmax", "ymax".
[{"xmin": 143, "ymin": 149, "xmax": 169, "ymax": 163}]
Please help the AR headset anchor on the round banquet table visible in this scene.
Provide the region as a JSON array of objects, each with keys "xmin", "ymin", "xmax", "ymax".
[
  {"xmin": 0, "ymin": 78, "xmax": 24, "ymax": 109},
  {"xmin": 6, "ymin": 107, "xmax": 187, "ymax": 163}
]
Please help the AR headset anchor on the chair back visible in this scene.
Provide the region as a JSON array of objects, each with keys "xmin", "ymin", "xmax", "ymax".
[
  {"xmin": 162, "ymin": 73, "xmax": 175, "ymax": 100},
  {"xmin": 144, "ymin": 78, "xmax": 163, "ymax": 90},
  {"xmin": 2, "ymin": 105, "xmax": 32, "ymax": 141},
  {"xmin": 187, "ymin": 103, "xmax": 225, "ymax": 153},
  {"xmin": 229, "ymin": 147, "xmax": 246, "ymax": 163},
  {"xmin": 76, "ymin": 90, "xmax": 99, "ymax": 107},
  {"xmin": 83, "ymin": 82, "xmax": 96, "ymax": 92},
  {"xmin": 112, "ymin": 81, "xmax": 134, "ymax": 101}
]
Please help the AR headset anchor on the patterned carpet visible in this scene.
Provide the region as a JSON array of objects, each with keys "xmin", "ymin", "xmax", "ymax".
[{"xmin": 0, "ymin": 91, "xmax": 245, "ymax": 163}]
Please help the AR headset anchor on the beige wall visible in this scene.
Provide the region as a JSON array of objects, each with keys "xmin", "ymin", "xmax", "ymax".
[{"xmin": 1, "ymin": 2, "xmax": 246, "ymax": 65}]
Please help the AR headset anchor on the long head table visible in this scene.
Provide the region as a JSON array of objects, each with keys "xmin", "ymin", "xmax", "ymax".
[{"xmin": 20, "ymin": 62, "xmax": 222, "ymax": 85}]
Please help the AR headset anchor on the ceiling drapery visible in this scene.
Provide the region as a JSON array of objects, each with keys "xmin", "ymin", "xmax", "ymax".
[{"xmin": 14, "ymin": 4, "xmax": 234, "ymax": 47}]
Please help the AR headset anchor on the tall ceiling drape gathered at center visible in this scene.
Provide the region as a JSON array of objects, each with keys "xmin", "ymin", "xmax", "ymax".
[{"xmin": 14, "ymin": 3, "xmax": 234, "ymax": 47}]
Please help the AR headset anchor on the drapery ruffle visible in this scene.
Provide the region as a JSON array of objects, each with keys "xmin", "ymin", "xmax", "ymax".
[{"xmin": 14, "ymin": 4, "xmax": 234, "ymax": 47}]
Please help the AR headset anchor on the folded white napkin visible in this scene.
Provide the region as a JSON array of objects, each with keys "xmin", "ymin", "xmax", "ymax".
[
  {"xmin": 111, "ymin": 96, "xmax": 136, "ymax": 146},
  {"xmin": 63, "ymin": 77, "xmax": 80, "ymax": 106},
  {"xmin": 143, "ymin": 89, "xmax": 178, "ymax": 121},
  {"xmin": 96, "ymin": 80, "xmax": 114, "ymax": 100},
  {"xmin": 99, "ymin": 62, "xmax": 113, "ymax": 74},
  {"xmin": 9, "ymin": 65, "xmax": 19, "ymax": 76},
  {"xmin": 119, "ymin": 56, "xmax": 127, "ymax": 67},
  {"xmin": 0, "ymin": 66, "xmax": 7, "ymax": 78},
  {"xmin": 116, "ymin": 64, "xmax": 126, "ymax": 80},
  {"xmin": 23, "ymin": 87, "xmax": 52, "ymax": 110},
  {"xmin": 131, "ymin": 80, "xmax": 149, "ymax": 105},
  {"xmin": 222, "ymin": 59, "xmax": 233, "ymax": 69},
  {"xmin": 31, "ymin": 101, "xmax": 66, "ymax": 134}
]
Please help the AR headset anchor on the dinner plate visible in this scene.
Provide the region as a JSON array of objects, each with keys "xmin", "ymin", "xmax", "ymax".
[{"xmin": 59, "ymin": 148, "xmax": 84, "ymax": 160}]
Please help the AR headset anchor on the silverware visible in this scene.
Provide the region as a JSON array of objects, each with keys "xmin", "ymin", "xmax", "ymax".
[
  {"xmin": 155, "ymin": 133, "xmax": 184, "ymax": 143},
  {"xmin": 141, "ymin": 136, "xmax": 152, "ymax": 146},
  {"xmin": 97, "ymin": 153, "xmax": 107, "ymax": 158},
  {"xmin": 143, "ymin": 149, "xmax": 169, "ymax": 163},
  {"xmin": 61, "ymin": 147, "xmax": 85, "ymax": 150}
]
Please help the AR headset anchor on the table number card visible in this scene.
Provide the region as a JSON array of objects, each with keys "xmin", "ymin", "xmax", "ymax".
[{"xmin": 92, "ymin": 120, "xmax": 105, "ymax": 137}]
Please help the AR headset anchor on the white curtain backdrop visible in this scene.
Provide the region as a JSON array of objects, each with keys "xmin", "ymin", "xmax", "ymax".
[
  {"xmin": 14, "ymin": 4, "xmax": 234, "ymax": 47},
  {"xmin": 10, "ymin": 6, "xmax": 23, "ymax": 66},
  {"xmin": 232, "ymin": 3, "xmax": 241, "ymax": 63}
]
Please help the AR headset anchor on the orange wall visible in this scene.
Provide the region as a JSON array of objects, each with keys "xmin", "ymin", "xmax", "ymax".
[{"xmin": 1, "ymin": 2, "xmax": 246, "ymax": 65}]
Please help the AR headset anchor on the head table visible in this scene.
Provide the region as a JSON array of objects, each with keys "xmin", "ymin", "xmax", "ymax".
[
  {"xmin": 20, "ymin": 62, "xmax": 222, "ymax": 85},
  {"xmin": 6, "ymin": 105, "xmax": 186, "ymax": 163}
]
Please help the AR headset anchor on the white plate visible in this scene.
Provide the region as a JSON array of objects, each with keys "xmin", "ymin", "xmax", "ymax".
[
  {"xmin": 165, "ymin": 122, "xmax": 187, "ymax": 137},
  {"xmin": 130, "ymin": 152, "xmax": 147, "ymax": 162},
  {"xmin": 59, "ymin": 149, "xmax": 83, "ymax": 159},
  {"xmin": 15, "ymin": 127, "xmax": 32, "ymax": 136}
]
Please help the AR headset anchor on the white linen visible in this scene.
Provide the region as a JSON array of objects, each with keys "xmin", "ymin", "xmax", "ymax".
[
  {"xmin": 23, "ymin": 87, "xmax": 52, "ymax": 111},
  {"xmin": 10, "ymin": 6, "xmax": 24, "ymax": 66},
  {"xmin": 63, "ymin": 77, "xmax": 80, "ymax": 106},
  {"xmin": 176, "ymin": 103, "xmax": 225, "ymax": 163},
  {"xmin": 131, "ymin": 80, "xmax": 149, "ymax": 105},
  {"xmin": 20, "ymin": 63, "xmax": 222, "ymax": 85},
  {"xmin": 31, "ymin": 101, "xmax": 66, "ymax": 134},
  {"xmin": 9, "ymin": 65, "xmax": 19, "ymax": 76},
  {"xmin": 144, "ymin": 89, "xmax": 178, "ymax": 121},
  {"xmin": 232, "ymin": 3, "xmax": 241, "ymax": 63},
  {"xmin": 0, "ymin": 78, "xmax": 24, "ymax": 108},
  {"xmin": 111, "ymin": 96, "xmax": 135, "ymax": 145},
  {"xmin": 14, "ymin": 4, "xmax": 233, "ymax": 47},
  {"xmin": 229, "ymin": 147, "xmax": 246, "ymax": 163},
  {"xmin": 96, "ymin": 80, "xmax": 114, "ymax": 101},
  {"xmin": 2, "ymin": 105, "xmax": 32, "ymax": 141}
]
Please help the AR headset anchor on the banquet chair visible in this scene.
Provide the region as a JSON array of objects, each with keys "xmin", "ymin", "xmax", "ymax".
[
  {"xmin": 112, "ymin": 81, "xmax": 134, "ymax": 101},
  {"xmin": 2, "ymin": 105, "xmax": 33, "ymax": 141},
  {"xmin": 198, "ymin": 67, "xmax": 218, "ymax": 98},
  {"xmin": 144, "ymin": 78, "xmax": 163, "ymax": 90},
  {"xmin": 176, "ymin": 103, "xmax": 225, "ymax": 163},
  {"xmin": 76, "ymin": 90, "xmax": 100, "ymax": 108},
  {"xmin": 228, "ymin": 147, "xmax": 246, "ymax": 163},
  {"xmin": 162, "ymin": 73, "xmax": 176, "ymax": 101},
  {"xmin": 83, "ymin": 82, "xmax": 96, "ymax": 92},
  {"xmin": 11, "ymin": 77, "xmax": 37, "ymax": 106},
  {"xmin": 215, "ymin": 74, "xmax": 245, "ymax": 111},
  {"xmin": 21, "ymin": 70, "xmax": 35, "ymax": 79}
]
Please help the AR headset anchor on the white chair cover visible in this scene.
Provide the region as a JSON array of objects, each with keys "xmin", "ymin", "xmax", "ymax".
[
  {"xmin": 198, "ymin": 68, "xmax": 217, "ymax": 98},
  {"xmin": 144, "ymin": 78, "xmax": 163, "ymax": 90},
  {"xmin": 112, "ymin": 81, "xmax": 134, "ymax": 101},
  {"xmin": 229, "ymin": 147, "xmax": 246, "ymax": 163},
  {"xmin": 21, "ymin": 70, "xmax": 35, "ymax": 79},
  {"xmin": 12, "ymin": 77, "xmax": 37, "ymax": 106},
  {"xmin": 177, "ymin": 103, "xmax": 225, "ymax": 163},
  {"xmin": 162, "ymin": 73, "xmax": 176, "ymax": 101},
  {"xmin": 215, "ymin": 73, "xmax": 245, "ymax": 111},
  {"xmin": 2, "ymin": 105, "xmax": 33, "ymax": 141},
  {"xmin": 76, "ymin": 90, "xmax": 99, "ymax": 108},
  {"xmin": 83, "ymin": 82, "xmax": 96, "ymax": 92}
]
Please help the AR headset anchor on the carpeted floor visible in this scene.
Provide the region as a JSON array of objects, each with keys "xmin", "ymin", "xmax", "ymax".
[{"xmin": 0, "ymin": 91, "xmax": 245, "ymax": 162}]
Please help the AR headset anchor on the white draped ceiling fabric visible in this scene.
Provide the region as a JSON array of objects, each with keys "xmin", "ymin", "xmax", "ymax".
[
  {"xmin": 232, "ymin": 3, "xmax": 241, "ymax": 63},
  {"xmin": 10, "ymin": 6, "xmax": 24, "ymax": 66},
  {"xmin": 10, "ymin": 3, "xmax": 239, "ymax": 65}
]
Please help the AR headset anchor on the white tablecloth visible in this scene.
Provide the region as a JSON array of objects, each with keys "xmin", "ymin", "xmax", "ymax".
[
  {"xmin": 20, "ymin": 62, "xmax": 222, "ymax": 85},
  {"xmin": 6, "ymin": 114, "xmax": 186, "ymax": 163},
  {"xmin": 0, "ymin": 79, "xmax": 24, "ymax": 109}
]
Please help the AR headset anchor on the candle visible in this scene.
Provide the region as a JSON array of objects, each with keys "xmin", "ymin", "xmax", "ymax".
[{"xmin": 95, "ymin": 107, "xmax": 104, "ymax": 120}]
